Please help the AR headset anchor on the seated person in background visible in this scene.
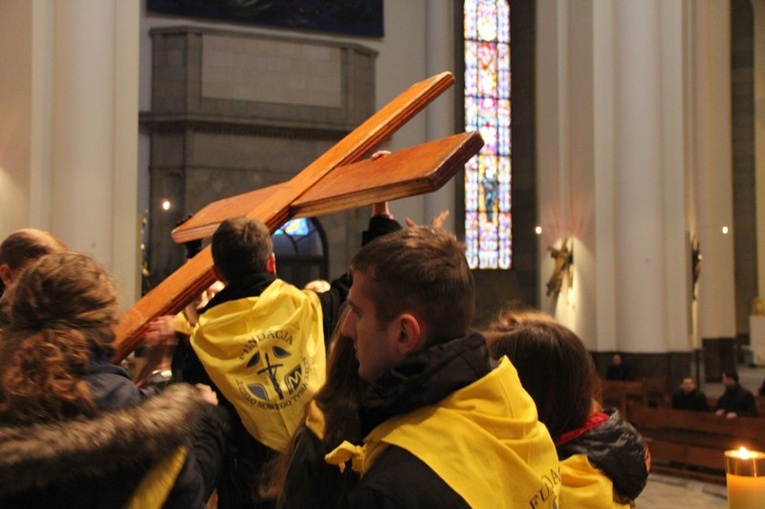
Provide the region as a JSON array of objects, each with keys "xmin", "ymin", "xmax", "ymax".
[
  {"xmin": 671, "ymin": 377, "xmax": 709, "ymax": 412},
  {"xmin": 606, "ymin": 353, "xmax": 634, "ymax": 381},
  {"xmin": 0, "ymin": 252, "xmax": 219, "ymax": 508},
  {"xmin": 486, "ymin": 321, "xmax": 649, "ymax": 509},
  {"xmin": 339, "ymin": 227, "xmax": 560, "ymax": 508},
  {"xmin": 0, "ymin": 228, "xmax": 67, "ymax": 324},
  {"xmin": 715, "ymin": 370, "xmax": 758, "ymax": 418},
  {"xmin": 183, "ymin": 203, "xmax": 400, "ymax": 508}
]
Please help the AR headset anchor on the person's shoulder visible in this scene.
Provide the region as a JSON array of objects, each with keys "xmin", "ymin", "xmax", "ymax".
[
  {"xmin": 87, "ymin": 362, "xmax": 142, "ymax": 410},
  {"xmin": 349, "ymin": 446, "xmax": 469, "ymax": 508}
]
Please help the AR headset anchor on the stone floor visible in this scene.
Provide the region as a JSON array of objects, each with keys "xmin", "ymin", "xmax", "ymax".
[{"xmin": 636, "ymin": 474, "xmax": 728, "ymax": 508}]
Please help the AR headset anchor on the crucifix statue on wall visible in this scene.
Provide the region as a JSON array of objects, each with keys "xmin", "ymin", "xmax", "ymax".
[{"xmin": 112, "ymin": 71, "xmax": 484, "ymax": 362}]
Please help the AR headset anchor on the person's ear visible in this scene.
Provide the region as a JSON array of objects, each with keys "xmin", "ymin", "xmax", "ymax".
[
  {"xmin": 396, "ymin": 313, "xmax": 425, "ymax": 355},
  {"xmin": 0, "ymin": 264, "xmax": 13, "ymax": 286},
  {"xmin": 266, "ymin": 253, "xmax": 277, "ymax": 275}
]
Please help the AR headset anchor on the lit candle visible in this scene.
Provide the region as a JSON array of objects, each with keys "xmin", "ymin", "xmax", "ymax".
[{"xmin": 725, "ymin": 447, "xmax": 765, "ymax": 509}]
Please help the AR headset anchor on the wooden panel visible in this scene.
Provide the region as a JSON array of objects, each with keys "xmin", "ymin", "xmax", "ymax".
[
  {"xmin": 648, "ymin": 440, "xmax": 725, "ymax": 471},
  {"xmin": 112, "ymin": 72, "xmax": 459, "ymax": 362},
  {"xmin": 629, "ymin": 404, "xmax": 765, "ymax": 442},
  {"xmin": 173, "ymin": 131, "xmax": 484, "ymax": 241}
]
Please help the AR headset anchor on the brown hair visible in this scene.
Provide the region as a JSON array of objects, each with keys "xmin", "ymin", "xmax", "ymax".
[
  {"xmin": 260, "ymin": 306, "xmax": 366, "ymax": 499},
  {"xmin": 0, "ymin": 252, "xmax": 119, "ymax": 425},
  {"xmin": 0, "ymin": 228, "xmax": 67, "ymax": 293},
  {"xmin": 486, "ymin": 321, "xmax": 601, "ymax": 440},
  {"xmin": 212, "ymin": 216, "xmax": 272, "ymax": 283},
  {"xmin": 349, "ymin": 226, "xmax": 474, "ymax": 344}
]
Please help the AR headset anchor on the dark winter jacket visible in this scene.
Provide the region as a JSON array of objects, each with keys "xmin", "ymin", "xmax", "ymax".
[
  {"xmin": 277, "ymin": 423, "xmax": 360, "ymax": 509},
  {"xmin": 556, "ymin": 409, "xmax": 648, "ymax": 506},
  {"xmin": 349, "ymin": 333, "xmax": 560, "ymax": 509},
  {"xmin": 715, "ymin": 384, "xmax": 758, "ymax": 417},
  {"xmin": 0, "ymin": 382, "xmax": 208, "ymax": 508},
  {"xmin": 672, "ymin": 388, "xmax": 710, "ymax": 412}
]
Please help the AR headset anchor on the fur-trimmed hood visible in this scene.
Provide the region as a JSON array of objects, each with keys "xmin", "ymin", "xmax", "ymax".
[{"xmin": 0, "ymin": 383, "xmax": 204, "ymax": 497}]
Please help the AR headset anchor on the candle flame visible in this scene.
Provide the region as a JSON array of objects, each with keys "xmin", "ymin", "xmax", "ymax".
[{"xmin": 738, "ymin": 447, "xmax": 750, "ymax": 460}]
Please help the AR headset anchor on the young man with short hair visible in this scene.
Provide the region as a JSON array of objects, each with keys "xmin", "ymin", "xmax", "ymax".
[
  {"xmin": 715, "ymin": 370, "xmax": 758, "ymax": 418},
  {"xmin": 671, "ymin": 377, "xmax": 709, "ymax": 412},
  {"xmin": 183, "ymin": 206, "xmax": 399, "ymax": 508},
  {"xmin": 341, "ymin": 226, "xmax": 561, "ymax": 508}
]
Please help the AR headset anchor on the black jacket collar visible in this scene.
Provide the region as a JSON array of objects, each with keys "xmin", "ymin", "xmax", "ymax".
[
  {"xmin": 359, "ymin": 332, "xmax": 490, "ymax": 436},
  {"xmin": 201, "ymin": 271, "xmax": 277, "ymax": 313}
]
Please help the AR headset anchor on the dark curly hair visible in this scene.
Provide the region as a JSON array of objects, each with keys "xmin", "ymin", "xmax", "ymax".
[{"xmin": 0, "ymin": 252, "xmax": 119, "ymax": 425}]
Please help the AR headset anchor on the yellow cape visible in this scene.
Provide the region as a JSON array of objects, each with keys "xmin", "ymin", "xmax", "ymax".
[
  {"xmin": 191, "ymin": 279, "xmax": 325, "ymax": 451},
  {"xmin": 330, "ymin": 357, "xmax": 561, "ymax": 509},
  {"xmin": 559, "ymin": 453, "xmax": 632, "ymax": 508}
]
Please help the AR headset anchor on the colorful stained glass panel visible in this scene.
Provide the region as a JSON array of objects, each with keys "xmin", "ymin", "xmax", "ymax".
[{"xmin": 464, "ymin": 0, "xmax": 511, "ymax": 269}]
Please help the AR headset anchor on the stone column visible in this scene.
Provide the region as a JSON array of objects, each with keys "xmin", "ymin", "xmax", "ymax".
[
  {"xmin": 612, "ymin": 0, "xmax": 668, "ymax": 353},
  {"xmin": 51, "ymin": 0, "xmax": 140, "ymax": 300},
  {"xmin": 693, "ymin": 0, "xmax": 737, "ymax": 378},
  {"xmin": 425, "ymin": 0, "xmax": 455, "ymax": 231}
]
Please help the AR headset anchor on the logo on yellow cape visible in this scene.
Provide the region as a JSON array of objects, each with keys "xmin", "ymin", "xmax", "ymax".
[{"xmin": 234, "ymin": 329, "xmax": 312, "ymax": 410}]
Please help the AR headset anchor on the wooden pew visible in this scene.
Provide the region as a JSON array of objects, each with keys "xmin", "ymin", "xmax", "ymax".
[
  {"xmin": 600, "ymin": 380, "xmax": 647, "ymax": 418},
  {"xmin": 642, "ymin": 377, "xmax": 669, "ymax": 408},
  {"xmin": 600, "ymin": 378, "xmax": 670, "ymax": 418},
  {"xmin": 628, "ymin": 401, "xmax": 765, "ymax": 483}
]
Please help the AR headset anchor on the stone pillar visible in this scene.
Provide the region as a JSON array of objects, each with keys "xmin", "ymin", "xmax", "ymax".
[
  {"xmin": 0, "ymin": 0, "xmax": 140, "ymax": 303},
  {"xmin": 425, "ymin": 0, "xmax": 455, "ymax": 231},
  {"xmin": 693, "ymin": 0, "xmax": 737, "ymax": 378},
  {"xmin": 612, "ymin": 0, "xmax": 668, "ymax": 353},
  {"xmin": 52, "ymin": 1, "xmax": 117, "ymax": 264},
  {"xmin": 754, "ymin": 1, "xmax": 765, "ymax": 302},
  {"xmin": 51, "ymin": 0, "xmax": 140, "ymax": 301}
]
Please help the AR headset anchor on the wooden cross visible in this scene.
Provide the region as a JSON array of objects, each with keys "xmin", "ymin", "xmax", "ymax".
[{"xmin": 112, "ymin": 71, "xmax": 484, "ymax": 362}]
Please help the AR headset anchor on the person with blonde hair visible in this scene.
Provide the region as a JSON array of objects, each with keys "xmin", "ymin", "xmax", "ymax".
[{"xmin": 0, "ymin": 252, "xmax": 216, "ymax": 508}]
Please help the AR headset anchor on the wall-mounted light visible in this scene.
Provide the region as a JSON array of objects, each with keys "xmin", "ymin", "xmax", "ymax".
[
  {"xmin": 161, "ymin": 199, "xmax": 172, "ymax": 211},
  {"xmin": 535, "ymin": 226, "xmax": 543, "ymax": 235},
  {"xmin": 722, "ymin": 226, "xmax": 729, "ymax": 235}
]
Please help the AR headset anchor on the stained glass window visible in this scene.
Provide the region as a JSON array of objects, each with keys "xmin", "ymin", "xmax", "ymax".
[{"xmin": 464, "ymin": 0, "xmax": 511, "ymax": 269}]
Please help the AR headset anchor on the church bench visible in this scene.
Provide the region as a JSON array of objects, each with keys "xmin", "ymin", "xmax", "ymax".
[
  {"xmin": 600, "ymin": 380, "xmax": 646, "ymax": 417},
  {"xmin": 599, "ymin": 378, "xmax": 670, "ymax": 418},
  {"xmin": 627, "ymin": 402, "xmax": 765, "ymax": 483},
  {"xmin": 706, "ymin": 395, "xmax": 765, "ymax": 416}
]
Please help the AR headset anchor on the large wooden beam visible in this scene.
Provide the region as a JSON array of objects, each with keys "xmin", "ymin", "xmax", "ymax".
[
  {"xmin": 112, "ymin": 72, "xmax": 465, "ymax": 362},
  {"xmin": 172, "ymin": 131, "xmax": 484, "ymax": 242}
]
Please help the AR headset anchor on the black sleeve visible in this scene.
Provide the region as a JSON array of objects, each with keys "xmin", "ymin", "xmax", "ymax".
[
  {"xmin": 164, "ymin": 448, "xmax": 208, "ymax": 509},
  {"xmin": 348, "ymin": 447, "xmax": 469, "ymax": 509},
  {"xmin": 173, "ymin": 342, "xmax": 215, "ymax": 389},
  {"xmin": 190, "ymin": 405, "xmax": 231, "ymax": 501},
  {"xmin": 743, "ymin": 392, "xmax": 758, "ymax": 417},
  {"xmin": 361, "ymin": 215, "xmax": 402, "ymax": 246},
  {"xmin": 317, "ymin": 273, "xmax": 351, "ymax": 349}
]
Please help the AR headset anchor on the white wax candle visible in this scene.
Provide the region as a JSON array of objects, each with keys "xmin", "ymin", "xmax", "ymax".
[{"xmin": 725, "ymin": 448, "xmax": 765, "ymax": 509}]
